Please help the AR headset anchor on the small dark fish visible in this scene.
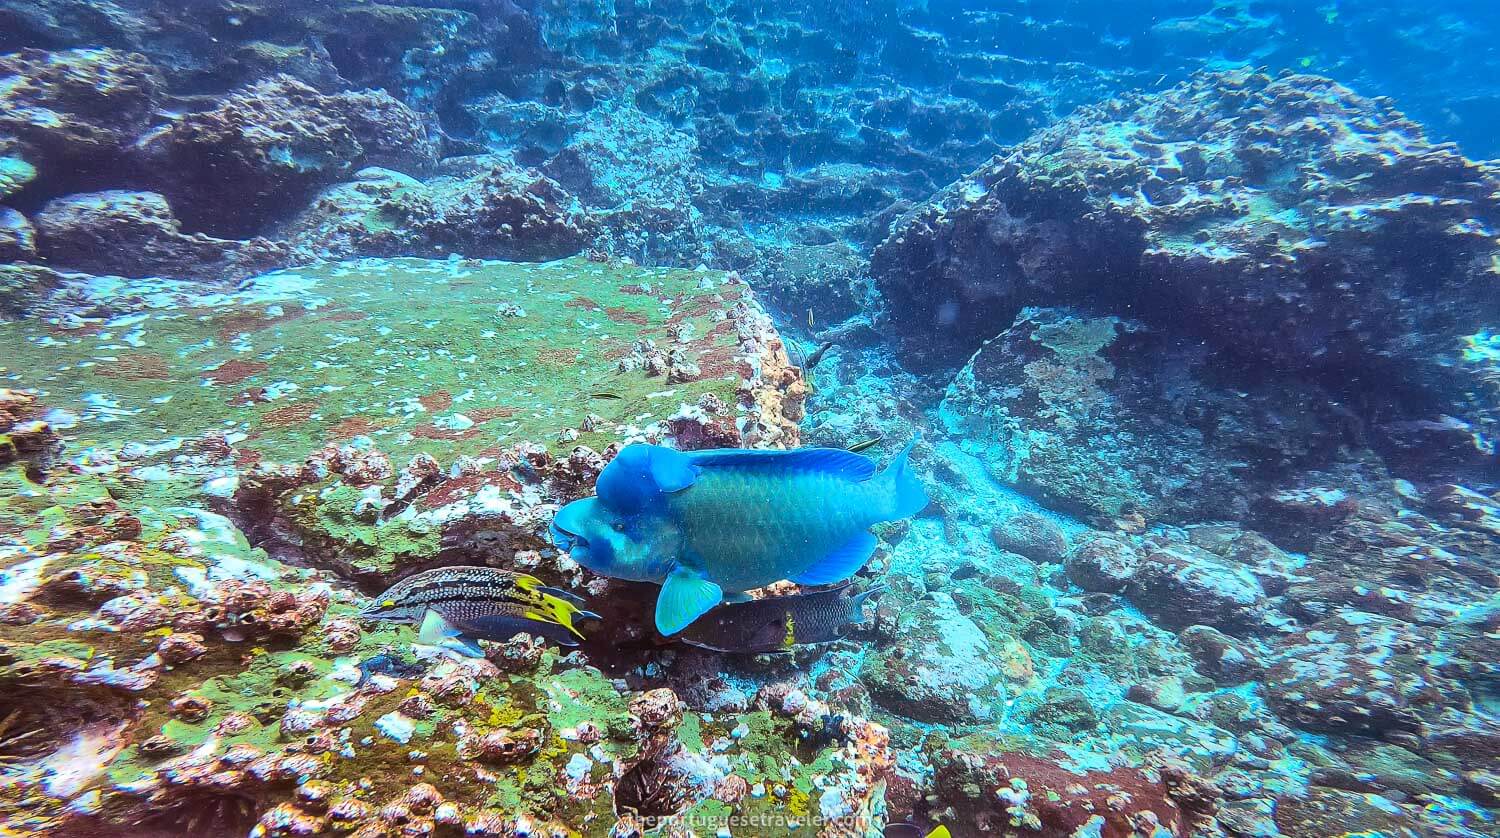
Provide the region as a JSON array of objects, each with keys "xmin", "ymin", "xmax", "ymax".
[
  {"xmin": 362, "ymin": 566, "xmax": 600, "ymax": 657},
  {"xmin": 354, "ymin": 649, "xmax": 425, "ymax": 686},
  {"xmin": 590, "ymin": 392, "xmax": 624, "ymax": 400},
  {"xmin": 803, "ymin": 340, "xmax": 836, "ymax": 370},
  {"xmin": 846, "ymin": 435, "xmax": 883, "ymax": 454},
  {"xmin": 674, "ymin": 581, "xmax": 885, "ymax": 653},
  {"xmin": 797, "ymin": 713, "xmax": 848, "ymax": 748}
]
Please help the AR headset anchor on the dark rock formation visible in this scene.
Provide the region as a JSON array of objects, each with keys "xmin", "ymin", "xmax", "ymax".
[
  {"xmin": 278, "ymin": 160, "xmax": 590, "ymax": 262},
  {"xmin": 940, "ymin": 307, "xmax": 1361, "ymax": 524},
  {"xmin": 0, "ymin": 47, "xmax": 161, "ymax": 190},
  {"xmin": 137, "ymin": 75, "xmax": 437, "ymax": 236},
  {"xmin": 891, "ymin": 69, "xmax": 1499, "ymax": 486},
  {"xmin": 32, "ymin": 190, "xmax": 291, "ymax": 280}
]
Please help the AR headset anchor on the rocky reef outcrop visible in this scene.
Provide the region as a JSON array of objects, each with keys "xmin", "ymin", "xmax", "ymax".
[
  {"xmin": 32, "ymin": 189, "xmax": 292, "ymax": 280},
  {"xmin": 0, "ymin": 255, "xmax": 834, "ymax": 835},
  {"xmin": 901, "ymin": 69, "xmax": 1500, "ymax": 524},
  {"xmin": 279, "ymin": 161, "xmax": 591, "ymax": 263},
  {"xmin": 137, "ymin": 74, "xmax": 438, "ymax": 236}
]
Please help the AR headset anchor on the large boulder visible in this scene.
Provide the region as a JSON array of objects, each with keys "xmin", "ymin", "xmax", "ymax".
[
  {"xmin": 33, "ymin": 190, "xmax": 292, "ymax": 280},
  {"xmin": 1265, "ymin": 613, "xmax": 1465, "ymax": 736},
  {"xmin": 0, "ymin": 47, "xmax": 160, "ymax": 178},
  {"xmin": 940, "ymin": 307, "xmax": 1357, "ymax": 525},
  {"xmin": 860, "ymin": 592, "xmax": 1007, "ymax": 724},
  {"xmin": 279, "ymin": 161, "xmax": 591, "ymax": 263},
  {"xmin": 137, "ymin": 75, "xmax": 437, "ymax": 236},
  {"xmin": 877, "ymin": 69, "xmax": 1500, "ymax": 477}
]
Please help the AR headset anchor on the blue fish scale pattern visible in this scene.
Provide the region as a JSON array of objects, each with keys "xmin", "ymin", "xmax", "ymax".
[{"xmin": 672, "ymin": 465, "xmax": 878, "ymax": 592}]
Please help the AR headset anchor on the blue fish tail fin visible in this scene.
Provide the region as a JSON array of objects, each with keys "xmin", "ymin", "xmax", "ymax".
[
  {"xmin": 878, "ymin": 435, "xmax": 927, "ymax": 519},
  {"xmin": 849, "ymin": 584, "xmax": 886, "ymax": 624}
]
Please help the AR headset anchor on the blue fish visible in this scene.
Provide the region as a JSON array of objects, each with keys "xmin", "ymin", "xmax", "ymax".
[{"xmin": 550, "ymin": 437, "xmax": 926, "ymax": 636}]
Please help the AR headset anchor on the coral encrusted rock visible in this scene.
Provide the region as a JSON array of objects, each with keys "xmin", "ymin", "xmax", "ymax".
[
  {"xmin": 32, "ymin": 190, "xmax": 292, "ymax": 280},
  {"xmin": 940, "ymin": 307, "xmax": 1357, "ymax": 525},
  {"xmin": 878, "ymin": 68, "xmax": 1500, "ymax": 476},
  {"xmin": 0, "ymin": 47, "xmax": 161, "ymax": 174},
  {"xmin": 279, "ymin": 160, "xmax": 591, "ymax": 262},
  {"xmin": 137, "ymin": 74, "xmax": 437, "ymax": 236}
]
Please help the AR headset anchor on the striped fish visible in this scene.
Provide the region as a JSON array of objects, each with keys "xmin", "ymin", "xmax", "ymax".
[{"xmin": 361, "ymin": 566, "xmax": 599, "ymax": 657}]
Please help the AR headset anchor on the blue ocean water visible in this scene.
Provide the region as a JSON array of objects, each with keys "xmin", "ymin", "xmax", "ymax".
[{"xmin": 0, "ymin": 1, "xmax": 1498, "ymax": 836}]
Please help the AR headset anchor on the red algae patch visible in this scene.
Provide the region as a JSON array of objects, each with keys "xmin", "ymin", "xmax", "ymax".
[
  {"xmin": 418, "ymin": 389, "xmax": 454, "ymax": 412},
  {"xmin": 97, "ymin": 353, "xmax": 172, "ymax": 381},
  {"xmin": 204, "ymin": 359, "xmax": 269, "ymax": 386},
  {"xmin": 260, "ymin": 401, "xmax": 318, "ymax": 428}
]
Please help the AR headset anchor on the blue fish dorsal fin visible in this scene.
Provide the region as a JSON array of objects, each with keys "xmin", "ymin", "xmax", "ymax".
[
  {"xmin": 597, "ymin": 444, "xmax": 700, "ymax": 512},
  {"xmin": 656, "ymin": 567, "xmax": 724, "ymax": 636},
  {"xmin": 789, "ymin": 531, "xmax": 878, "ymax": 585},
  {"xmin": 688, "ymin": 447, "xmax": 877, "ymax": 481},
  {"xmin": 647, "ymin": 445, "xmax": 700, "ymax": 491}
]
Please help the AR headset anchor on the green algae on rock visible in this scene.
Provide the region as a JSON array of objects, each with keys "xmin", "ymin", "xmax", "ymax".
[
  {"xmin": 0, "ymin": 456, "xmax": 891, "ymax": 837},
  {"xmin": 1, "ymin": 255, "xmax": 806, "ymax": 582}
]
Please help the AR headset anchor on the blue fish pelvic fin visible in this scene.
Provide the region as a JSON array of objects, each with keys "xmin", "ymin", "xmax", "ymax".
[
  {"xmin": 790, "ymin": 531, "xmax": 878, "ymax": 586},
  {"xmin": 879, "ymin": 434, "xmax": 927, "ymax": 519},
  {"xmin": 656, "ymin": 567, "xmax": 724, "ymax": 635}
]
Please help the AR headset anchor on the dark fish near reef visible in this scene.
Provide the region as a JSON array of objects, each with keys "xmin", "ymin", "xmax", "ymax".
[
  {"xmin": 803, "ymin": 340, "xmax": 836, "ymax": 370},
  {"xmin": 676, "ymin": 582, "xmax": 885, "ymax": 653},
  {"xmin": 846, "ymin": 435, "xmax": 882, "ymax": 454},
  {"xmin": 362, "ymin": 566, "xmax": 599, "ymax": 657},
  {"xmin": 354, "ymin": 649, "xmax": 426, "ymax": 686},
  {"xmin": 550, "ymin": 438, "xmax": 925, "ymax": 636}
]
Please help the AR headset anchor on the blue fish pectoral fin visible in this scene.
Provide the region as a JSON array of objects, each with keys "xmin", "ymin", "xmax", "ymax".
[
  {"xmin": 688, "ymin": 447, "xmax": 877, "ymax": 481},
  {"xmin": 789, "ymin": 531, "xmax": 878, "ymax": 586},
  {"xmin": 656, "ymin": 569, "xmax": 724, "ymax": 636}
]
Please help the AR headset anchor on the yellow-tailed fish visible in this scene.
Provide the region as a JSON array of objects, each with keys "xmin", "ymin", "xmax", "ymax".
[{"xmin": 362, "ymin": 566, "xmax": 599, "ymax": 657}]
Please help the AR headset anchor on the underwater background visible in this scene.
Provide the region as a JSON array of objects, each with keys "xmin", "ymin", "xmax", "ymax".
[{"xmin": 2, "ymin": 0, "xmax": 1499, "ymax": 836}]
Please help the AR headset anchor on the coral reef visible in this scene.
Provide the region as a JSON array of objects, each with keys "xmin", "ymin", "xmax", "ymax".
[
  {"xmin": 2, "ymin": 4, "xmax": 1499, "ymax": 838},
  {"xmin": 136, "ymin": 74, "xmax": 437, "ymax": 236},
  {"xmin": 32, "ymin": 190, "xmax": 291, "ymax": 280}
]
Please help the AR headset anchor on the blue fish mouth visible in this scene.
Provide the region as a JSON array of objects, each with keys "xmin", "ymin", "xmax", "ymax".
[{"xmin": 549, "ymin": 520, "xmax": 583, "ymax": 552}]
